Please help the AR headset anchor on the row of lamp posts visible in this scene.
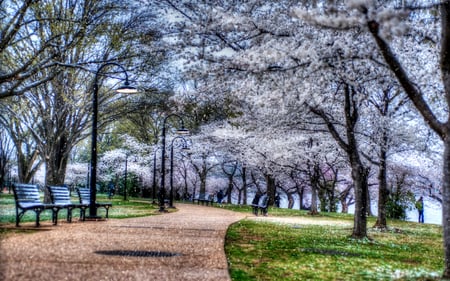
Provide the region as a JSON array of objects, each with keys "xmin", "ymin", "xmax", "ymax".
[
  {"xmin": 158, "ymin": 114, "xmax": 190, "ymax": 212},
  {"xmin": 87, "ymin": 62, "xmax": 190, "ymax": 218}
]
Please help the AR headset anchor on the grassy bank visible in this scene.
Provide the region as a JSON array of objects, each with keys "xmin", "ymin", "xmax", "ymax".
[{"xmin": 224, "ymin": 206, "xmax": 443, "ymax": 281}]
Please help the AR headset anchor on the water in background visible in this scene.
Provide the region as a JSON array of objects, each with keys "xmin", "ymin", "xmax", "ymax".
[{"xmin": 273, "ymin": 196, "xmax": 442, "ymax": 225}]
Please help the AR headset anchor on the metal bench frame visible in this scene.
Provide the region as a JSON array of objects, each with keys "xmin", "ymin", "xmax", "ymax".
[
  {"xmin": 12, "ymin": 183, "xmax": 60, "ymax": 227},
  {"xmin": 193, "ymin": 193, "xmax": 214, "ymax": 206},
  {"xmin": 76, "ymin": 187, "xmax": 112, "ymax": 218},
  {"xmin": 47, "ymin": 185, "xmax": 89, "ymax": 222}
]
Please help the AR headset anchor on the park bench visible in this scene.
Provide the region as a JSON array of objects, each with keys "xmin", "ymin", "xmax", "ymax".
[
  {"xmin": 76, "ymin": 187, "xmax": 112, "ymax": 218},
  {"xmin": 47, "ymin": 185, "xmax": 89, "ymax": 222},
  {"xmin": 193, "ymin": 193, "xmax": 214, "ymax": 206},
  {"xmin": 12, "ymin": 183, "xmax": 60, "ymax": 227}
]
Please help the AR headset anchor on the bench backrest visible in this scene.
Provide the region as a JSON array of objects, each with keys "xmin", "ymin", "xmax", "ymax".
[
  {"xmin": 12, "ymin": 183, "xmax": 42, "ymax": 205},
  {"xmin": 197, "ymin": 193, "xmax": 210, "ymax": 200},
  {"xmin": 76, "ymin": 188, "xmax": 91, "ymax": 205},
  {"xmin": 48, "ymin": 186, "xmax": 72, "ymax": 204}
]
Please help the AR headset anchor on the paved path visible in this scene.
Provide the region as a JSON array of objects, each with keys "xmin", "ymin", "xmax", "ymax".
[{"xmin": 0, "ymin": 204, "xmax": 247, "ymax": 281}]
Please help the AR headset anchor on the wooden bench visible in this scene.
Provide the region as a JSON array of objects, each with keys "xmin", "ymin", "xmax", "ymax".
[
  {"xmin": 76, "ymin": 188, "xmax": 112, "ymax": 218},
  {"xmin": 193, "ymin": 193, "xmax": 214, "ymax": 206},
  {"xmin": 47, "ymin": 185, "xmax": 89, "ymax": 222},
  {"xmin": 12, "ymin": 183, "xmax": 60, "ymax": 227}
]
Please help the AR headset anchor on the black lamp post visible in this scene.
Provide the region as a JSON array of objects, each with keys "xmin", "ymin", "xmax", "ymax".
[
  {"xmin": 123, "ymin": 152, "xmax": 129, "ymax": 201},
  {"xmin": 152, "ymin": 146, "xmax": 161, "ymax": 204},
  {"xmin": 159, "ymin": 114, "xmax": 189, "ymax": 212},
  {"xmin": 169, "ymin": 136, "xmax": 189, "ymax": 208},
  {"xmin": 88, "ymin": 62, "xmax": 137, "ymax": 219}
]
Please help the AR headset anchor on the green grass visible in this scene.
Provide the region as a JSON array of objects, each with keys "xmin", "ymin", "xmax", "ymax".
[
  {"xmin": 1, "ymin": 195, "xmax": 444, "ymax": 280},
  {"xmin": 224, "ymin": 208, "xmax": 443, "ymax": 281}
]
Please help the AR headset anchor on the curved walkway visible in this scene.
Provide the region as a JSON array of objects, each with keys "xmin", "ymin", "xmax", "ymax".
[{"xmin": 0, "ymin": 204, "xmax": 246, "ymax": 281}]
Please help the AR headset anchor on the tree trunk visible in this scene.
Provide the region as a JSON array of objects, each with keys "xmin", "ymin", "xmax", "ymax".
[
  {"xmin": 242, "ymin": 165, "xmax": 247, "ymax": 205},
  {"xmin": 339, "ymin": 184, "xmax": 353, "ymax": 213},
  {"xmin": 43, "ymin": 136, "xmax": 70, "ymax": 203},
  {"xmin": 199, "ymin": 175, "xmax": 206, "ymax": 195},
  {"xmin": 265, "ymin": 174, "xmax": 276, "ymax": 206},
  {"xmin": 374, "ymin": 141, "xmax": 388, "ymax": 229},
  {"xmin": 286, "ymin": 192, "xmax": 294, "ymax": 209},
  {"xmin": 297, "ymin": 186, "xmax": 305, "ymax": 210},
  {"xmin": 351, "ymin": 162, "xmax": 369, "ymax": 239},
  {"xmin": 366, "ymin": 186, "xmax": 373, "ymax": 217},
  {"xmin": 441, "ymin": 3, "xmax": 450, "ymax": 276},
  {"xmin": 310, "ymin": 185, "xmax": 319, "ymax": 214},
  {"xmin": 309, "ymin": 162, "xmax": 320, "ymax": 214},
  {"xmin": 443, "ymin": 137, "xmax": 450, "ymax": 277},
  {"xmin": 227, "ymin": 174, "xmax": 233, "ymax": 203}
]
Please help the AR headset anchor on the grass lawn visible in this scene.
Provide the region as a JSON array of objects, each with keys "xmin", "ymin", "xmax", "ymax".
[
  {"xmin": 1, "ymin": 194, "xmax": 444, "ymax": 280},
  {"xmin": 223, "ymin": 205, "xmax": 443, "ymax": 281}
]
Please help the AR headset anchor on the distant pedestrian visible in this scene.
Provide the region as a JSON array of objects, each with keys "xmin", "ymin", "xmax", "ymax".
[
  {"xmin": 217, "ymin": 190, "xmax": 224, "ymax": 205},
  {"xmin": 108, "ymin": 181, "xmax": 115, "ymax": 199},
  {"xmin": 275, "ymin": 193, "xmax": 281, "ymax": 208},
  {"xmin": 251, "ymin": 192, "xmax": 261, "ymax": 216},
  {"xmin": 415, "ymin": 196, "xmax": 424, "ymax": 223},
  {"xmin": 258, "ymin": 192, "xmax": 269, "ymax": 216}
]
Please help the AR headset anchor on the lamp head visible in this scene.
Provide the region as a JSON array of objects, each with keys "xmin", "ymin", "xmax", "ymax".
[
  {"xmin": 116, "ymin": 80, "xmax": 138, "ymax": 94},
  {"xmin": 176, "ymin": 127, "xmax": 190, "ymax": 136}
]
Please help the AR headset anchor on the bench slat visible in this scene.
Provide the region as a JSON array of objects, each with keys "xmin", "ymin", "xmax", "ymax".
[
  {"xmin": 12, "ymin": 183, "xmax": 60, "ymax": 227},
  {"xmin": 47, "ymin": 186, "xmax": 89, "ymax": 222},
  {"xmin": 76, "ymin": 188, "xmax": 112, "ymax": 218}
]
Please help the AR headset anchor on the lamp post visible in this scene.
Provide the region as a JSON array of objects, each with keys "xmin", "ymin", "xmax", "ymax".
[
  {"xmin": 152, "ymin": 146, "xmax": 161, "ymax": 204},
  {"xmin": 88, "ymin": 62, "xmax": 137, "ymax": 219},
  {"xmin": 123, "ymin": 152, "xmax": 129, "ymax": 201},
  {"xmin": 159, "ymin": 114, "xmax": 189, "ymax": 212},
  {"xmin": 169, "ymin": 136, "xmax": 189, "ymax": 208}
]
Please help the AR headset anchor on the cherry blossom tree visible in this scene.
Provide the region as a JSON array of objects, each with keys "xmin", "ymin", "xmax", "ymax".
[{"xmin": 143, "ymin": 0, "xmax": 441, "ymax": 242}]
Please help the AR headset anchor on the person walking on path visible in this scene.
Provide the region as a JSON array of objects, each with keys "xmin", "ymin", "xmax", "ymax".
[
  {"xmin": 415, "ymin": 196, "xmax": 424, "ymax": 223},
  {"xmin": 251, "ymin": 191, "xmax": 261, "ymax": 216},
  {"xmin": 275, "ymin": 193, "xmax": 281, "ymax": 208},
  {"xmin": 217, "ymin": 189, "xmax": 225, "ymax": 206}
]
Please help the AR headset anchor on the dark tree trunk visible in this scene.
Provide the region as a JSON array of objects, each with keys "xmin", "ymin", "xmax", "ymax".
[
  {"xmin": 309, "ymin": 83, "xmax": 369, "ymax": 238},
  {"xmin": 297, "ymin": 186, "xmax": 305, "ymax": 210},
  {"xmin": 350, "ymin": 162, "xmax": 369, "ymax": 239},
  {"xmin": 443, "ymin": 138, "xmax": 450, "ymax": 277},
  {"xmin": 242, "ymin": 165, "xmax": 247, "ymax": 205},
  {"xmin": 339, "ymin": 183, "xmax": 354, "ymax": 214},
  {"xmin": 374, "ymin": 139, "xmax": 388, "ymax": 229},
  {"xmin": 288, "ymin": 192, "xmax": 295, "ymax": 209},
  {"xmin": 265, "ymin": 174, "xmax": 276, "ymax": 206}
]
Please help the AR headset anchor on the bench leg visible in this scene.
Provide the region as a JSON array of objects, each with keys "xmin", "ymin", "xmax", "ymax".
[
  {"xmin": 52, "ymin": 208, "xmax": 60, "ymax": 225},
  {"xmin": 67, "ymin": 208, "xmax": 73, "ymax": 223},
  {"xmin": 35, "ymin": 209, "xmax": 41, "ymax": 227},
  {"xmin": 15, "ymin": 207, "xmax": 20, "ymax": 227}
]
